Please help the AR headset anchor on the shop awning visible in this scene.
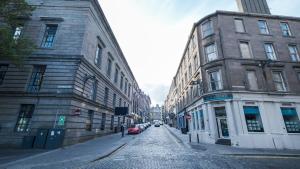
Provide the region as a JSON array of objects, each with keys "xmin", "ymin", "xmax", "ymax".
[
  {"xmin": 243, "ymin": 106, "xmax": 259, "ymax": 115},
  {"xmin": 281, "ymin": 108, "xmax": 297, "ymax": 116}
]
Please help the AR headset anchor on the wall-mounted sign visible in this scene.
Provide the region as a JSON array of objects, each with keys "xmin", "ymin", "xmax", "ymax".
[
  {"xmin": 71, "ymin": 108, "xmax": 81, "ymax": 116},
  {"xmin": 203, "ymin": 93, "xmax": 233, "ymax": 102},
  {"xmin": 58, "ymin": 115, "xmax": 66, "ymax": 126}
]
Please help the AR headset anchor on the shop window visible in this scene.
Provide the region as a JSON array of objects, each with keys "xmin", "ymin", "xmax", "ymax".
[
  {"xmin": 281, "ymin": 108, "xmax": 300, "ymax": 133},
  {"xmin": 192, "ymin": 112, "xmax": 196, "ymax": 130},
  {"xmin": 243, "ymin": 106, "xmax": 264, "ymax": 132},
  {"xmin": 196, "ymin": 110, "xmax": 200, "ymax": 130},
  {"xmin": 199, "ymin": 110, "xmax": 205, "ymax": 130}
]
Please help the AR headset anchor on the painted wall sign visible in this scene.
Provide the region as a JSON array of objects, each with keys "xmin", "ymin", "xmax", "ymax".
[{"xmin": 203, "ymin": 93, "xmax": 233, "ymax": 102}]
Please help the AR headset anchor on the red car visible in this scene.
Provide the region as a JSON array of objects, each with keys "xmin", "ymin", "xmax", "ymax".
[{"xmin": 128, "ymin": 125, "xmax": 140, "ymax": 134}]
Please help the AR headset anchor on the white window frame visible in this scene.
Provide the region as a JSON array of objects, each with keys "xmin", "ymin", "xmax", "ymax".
[
  {"xmin": 208, "ymin": 70, "xmax": 222, "ymax": 91},
  {"xmin": 205, "ymin": 43, "xmax": 218, "ymax": 62},
  {"xmin": 201, "ymin": 20, "xmax": 213, "ymax": 38},
  {"xmin": 246, "ymin": 70, "xmax": 258, "ymax": 90},
  {"xmin": 264, "ymin": 43, "xmax": 277, "ymax": 60},
  {"xmin": 288, "ymin": 45, "xmax": 300, "ymax": 62},
  {"xmin": 272, "ymin": 71, "xmax": 287, "ymax": 92},
  {"xmin": 257, "ymin": 20, "xmax": 269, "ymax": 34},
  {"xmin": 234, "ymin": 19, "xmax": 246, "ymax": 33},
  {"xmin": 280, "ymin": 22, "xmax": 292, "ymax": 36},
  {"xmin": 239, "ymin": 41, "xmax": 253, "ymax": 59}
]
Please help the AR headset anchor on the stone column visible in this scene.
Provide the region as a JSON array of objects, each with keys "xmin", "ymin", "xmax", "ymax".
[{"xmin": 225, "ymin": 101, "xmax": 237, "ymax": 138}]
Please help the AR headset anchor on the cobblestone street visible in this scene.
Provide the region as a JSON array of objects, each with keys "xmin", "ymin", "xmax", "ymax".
[{"xmin": 81, "ymin": 126, "xmax": 300, "ymax": 169}]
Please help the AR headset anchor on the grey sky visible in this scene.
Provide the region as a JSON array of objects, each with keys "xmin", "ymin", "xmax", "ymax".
[{"xmin": 99, "ymin": 0, "xmax": 300, "ymax": 106}]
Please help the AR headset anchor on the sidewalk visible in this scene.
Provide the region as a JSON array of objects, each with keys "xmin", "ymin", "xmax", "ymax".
[
  {"xmin": 0, "ymin": 132, "xmax": 135, "ymax": 169},
  {"xmin": 164, "ymin": 125, "xmax": 300, "ymax": 157}
]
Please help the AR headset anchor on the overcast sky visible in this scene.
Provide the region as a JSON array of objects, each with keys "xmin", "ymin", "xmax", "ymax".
[{"xmin": 99, "ymin": 0, "xmax": 300, "ymax": 106}]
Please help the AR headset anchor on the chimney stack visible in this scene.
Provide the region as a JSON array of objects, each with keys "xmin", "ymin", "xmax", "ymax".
[{"xmin": 236, "ymin": 0, "xmax": 271, "ymax": 14}]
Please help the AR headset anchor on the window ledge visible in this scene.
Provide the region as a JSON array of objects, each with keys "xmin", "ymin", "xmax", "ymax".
[
  {"xmin": 37, "ymin": 47, "xmax": 55, "ymax": 50},
  {"xmin": 282, "ymin": 35, "xmax": 295, "ymax": 38},
  {"xmin": 259, "ymin": 33, "xmax": 273, "ymax": 36},
  {"xmin": 235, "ymin": 32, "xmax": 249, "ymax": 35},
  {"xmin": 202, "ymin": 33, "xmax": 215, "ymax": 40}
]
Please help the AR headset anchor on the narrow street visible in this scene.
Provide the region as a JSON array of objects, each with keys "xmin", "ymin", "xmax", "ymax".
[{"xmin": 81, "ymin": 126, "xmax": 300, "ymax": 169}]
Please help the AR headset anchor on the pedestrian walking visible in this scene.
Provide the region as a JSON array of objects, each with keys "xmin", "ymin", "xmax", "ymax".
[{"xmin": 121, "ymin": 123, "xmax": 125, "ymax": 137}]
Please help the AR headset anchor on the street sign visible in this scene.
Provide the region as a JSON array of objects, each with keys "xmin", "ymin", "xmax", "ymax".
[
  {"xmin": 57, "ymin": 115, "xmax": 66, "ymax": 126},
  {"xmin": 185, "ymin": 114, "xmax": 191, "ymax": 120}
]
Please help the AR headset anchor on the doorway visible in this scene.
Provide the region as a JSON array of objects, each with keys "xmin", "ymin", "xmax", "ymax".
[
  {"xmin": 216, "ymin": 117, "xmax": 229, "ymax": 138},
  {"xmin": 214, "ymin": 107, "xmax": 229, "ymax": 138}
]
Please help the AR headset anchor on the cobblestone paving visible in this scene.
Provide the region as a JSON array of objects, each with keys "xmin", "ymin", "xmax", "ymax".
[{"xmin": 80, "ymin": 126, "xmax": 300, "ymax": 169}]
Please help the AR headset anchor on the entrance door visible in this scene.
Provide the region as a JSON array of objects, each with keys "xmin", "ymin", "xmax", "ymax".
[{"xmin": 217, "ymin": 117, "xmax": 229, "ymax": 138}]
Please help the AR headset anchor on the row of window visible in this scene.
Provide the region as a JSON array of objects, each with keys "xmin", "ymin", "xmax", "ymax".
[
  {"xmin": 14, "ymin": 24, "xmax": 132, "ymax": 97},
  {"xmin": 208, "ymin": 69, "xmax": 300, "ymax": 92},
  {"xmin": 204, "ymin": 42, "xmax": 300, "ymax": 63},
  {"xmin": 176, "ymin": 69, "xmax": 300, "ymax": 110},
  {"xmin": 88, "ymin": 80, "xmax": 129, "ymax": 109},
  {"xmin": 201, "ymin": 18, "xmax": 294, "ymax": 39},
  {"xmin": 15, "ymin": 104, "xmax": 127, "ymax": 132},
  {"xmin": 190, "ymin": 106, "xmax": 300, "ymax": 134},
  {"xmin": 86, "ymin": 110, "xmax": 126, "ymax": 131},
  {"xmin": 0, "ymin": 65, "xmax": 129, "ymax": 109},
  {"xmin": 94, "ymin": 40, "xmax": 131, "ymax": 97}
]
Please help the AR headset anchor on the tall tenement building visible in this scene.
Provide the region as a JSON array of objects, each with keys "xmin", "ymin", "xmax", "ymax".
[
  {"xmin": 0, "ymin": 0, "xmax": 150, "ymax": 148},
  {"xmin": 165, "ymin": 0, "xmax": 300, "ymax": 149}
]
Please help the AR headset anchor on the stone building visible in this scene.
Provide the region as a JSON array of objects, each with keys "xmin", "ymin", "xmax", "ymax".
[
  {"xmin": 165, "ymin": 0, "xmax": 300, "ymax": 149},
  {"xmin": 0, "ymin": 0, "xmax": 149, "ymax": 148},
  {"xmin": 150, "ymin": 105, "xmax": 162, "ymax": 122}
]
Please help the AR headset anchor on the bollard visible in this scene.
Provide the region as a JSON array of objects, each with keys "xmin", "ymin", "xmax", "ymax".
[
  {"xmin": 197, "ymin": 133, "xmax": 199, "ymax": 143},
  {"xmin": 189, "ymin": 133, "xmax": 191, "ymax": 143}
]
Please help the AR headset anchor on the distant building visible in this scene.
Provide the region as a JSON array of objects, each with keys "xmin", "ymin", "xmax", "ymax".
[
  {"xmin": 150, "ymin": 105, "xmax": 162, "ymax": 121},
  {"xmin": 165, "ymin": 0, "xmax": 300, "ymax": 149}
]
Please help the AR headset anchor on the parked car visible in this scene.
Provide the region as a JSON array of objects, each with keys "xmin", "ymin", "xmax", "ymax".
[
  {"xmin": 128, "ymin": 124, "xmax": 141, "ymax": 134},
  {"xmin": 137, "ymin": 124, "xmax": 145, "ymax": 131},
  {"xmin": 154, "ymin": 122, "xmax": 160, "ymax": 127}
]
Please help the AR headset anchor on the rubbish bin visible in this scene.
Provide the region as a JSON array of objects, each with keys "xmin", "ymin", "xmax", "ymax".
[
  {"xmin": 34, "ymin": 129, "xmax": 49, "ymax": 149},
  {"xmin": 45, "ymin": 129, "xmax": 65, "ymax": 149},
  {"xmin": 181, "ymin": 128, "xmax": 187, "ymax": 134},
  {"xmin": 22, "ymin": 136, "xmax": 35, "ymax": 149}
]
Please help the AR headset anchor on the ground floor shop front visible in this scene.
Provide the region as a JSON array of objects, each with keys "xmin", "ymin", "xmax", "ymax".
[{"xmin": 181, "ymin": 92, "xmax": 300, "ymax": 149}]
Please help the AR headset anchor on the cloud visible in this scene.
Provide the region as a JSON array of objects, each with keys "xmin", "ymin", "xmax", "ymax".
[
  {"xmin": 143, "ymin": 84, "xmax": 169, "ymax": 106},
  {"xmin": 99, "ymin": 0, "xmax": 298, "ymax": 105}
]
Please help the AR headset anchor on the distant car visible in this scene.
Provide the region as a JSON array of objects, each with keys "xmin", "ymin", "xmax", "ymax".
[
  {"xmin": 128, "ymin": 125, "xmax": 141, "ymax": 134},
  {"xmin": 154, "ymin": 122, "xmax": 160, "ymax": 127},
  {"xmin": 159, "ymin": 121, "xmax": 163, "ymax": 125}
]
